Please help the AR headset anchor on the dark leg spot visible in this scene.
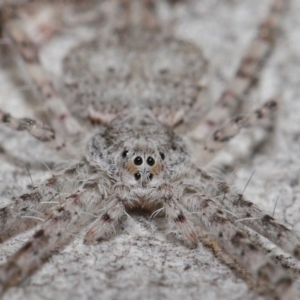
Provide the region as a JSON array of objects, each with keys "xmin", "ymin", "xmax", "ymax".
[
  {"xmin": 33, "ymin": 229, "xmax": 44, "ymax": 239},
  {"xmin": 101, "ymin": 213, "xmax": 112, "ymax": 223},
  {"xmin": 174, "ymin": 214, "xmax": 186, "ymax": 223}
]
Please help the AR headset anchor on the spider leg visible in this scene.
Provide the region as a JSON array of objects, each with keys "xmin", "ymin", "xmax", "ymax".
[
  {"xmin": 180, "ymin": 192, "xmax": 296, "ymax": 300},
  {"xmin": 0, "ymin": 172, "xmax": 75, "ymax": 242},
  {"xmin": 209, "ymin": 180, "xmax": 300, "ymax": 262},
  {"xmin": 0, "ymin": 159, "xmax": 101, "ymax": 242},
  {"xmin": 196, "ymin": 225, "xmax": 282, "ymax": 297},
  {"xmin": 84, "ymin": 198, "xmax": 126, "ymax": 244},
  {"xmin": 201, "ymin": 99, "xmax": 277, "ymax": 161},
  {"xmin": 0, "ymin": 109, "xmax": 70, "ymax": 153},
  {"xmin": 84, "ymin": 183, "xmax": 135, "ymax": 244},
  {"xmin": 157, "ymin": 183, "xmax": 198, "ymax": 247},
  {"xmin": 1, "ymin": 4, "xmax": 82, "ymax": 135},
  {"xmin": 0, "ymin": 182, "xmax": 106, "ymax": 294},
  {"xmin": 84, "ymin": 183, "xmax": 198, "ymax": 247},
  {"xmin": 189, "ymin": 0, "xmax": 285, "ymax": 141}
]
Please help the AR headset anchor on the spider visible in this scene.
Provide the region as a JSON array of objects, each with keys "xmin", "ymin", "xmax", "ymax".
[{"xmin": 0, "ymin": 0, "xmax": 299, "ymax": 299}]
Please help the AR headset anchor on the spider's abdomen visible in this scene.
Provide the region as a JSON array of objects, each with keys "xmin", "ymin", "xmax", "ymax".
[{"xmin": 62, "ymin": 31, "xmax": 208, "ymax": 128}]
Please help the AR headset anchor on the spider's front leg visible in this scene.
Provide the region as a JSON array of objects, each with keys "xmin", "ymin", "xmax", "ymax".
[
  {"xmin": 84, "ymin": 183, "xmax": 130, "ymax": 244},
  {"xmin": 180, "ymin": 191, "xmax": 296, "ymax": 299},
  {"xmin": 156, "ymin": 183, "xmax": 198, "ymax": 247},
  {"xmin": 211, "ymin": 180, "xmax": 300, "ymax": 262},
  {"xmin": 0, "ymin": 160, "xmax": 96, "ymax": 242},
  {"xmin": 156, "ymin": 173, "xmax": 297, "ymax": 296},
  {"xmin": 84, "ymin": 183, "xmax": 137, "ymax": 244},
  {"xmin": 84, "ymin": 182, "xmax": 198, "ymax": 247},
  {"xmin": 0, "ymin": 173, "xmax": 72, "ymax": 243},
  {"xmin": 0, "ymin": 174, "xmax": 108, "ymax": 294}
]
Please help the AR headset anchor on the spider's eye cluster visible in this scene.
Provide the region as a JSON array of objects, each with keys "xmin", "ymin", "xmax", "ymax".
[
  {"xmin": 134, "ymin": 172, "xmax": 141, "ymax": 180},
  {"xmin": 134, "ymin": 156, "xmax": 143, "ymax": 165},
  {"xmin": 133, "ymin": 156, "xmax": 156, "ymax": 166},
  {"xmin": 147, "ymin": 157, "xmax": 155, "ymax": 166}
]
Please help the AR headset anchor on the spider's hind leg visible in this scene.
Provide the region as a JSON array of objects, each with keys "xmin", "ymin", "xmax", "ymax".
[
  {"xmin": 0, "ymin": 187, "xmax": 103, "ymax": 295},
  {"xmin": 1, "ymin": 2, "xmax": 82, "ymax": 135}
]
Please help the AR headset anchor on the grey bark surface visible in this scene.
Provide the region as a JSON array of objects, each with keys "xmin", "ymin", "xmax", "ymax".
[{"xmin": 0, "ymin": 1, "xmax": 299, "ymax": 299}]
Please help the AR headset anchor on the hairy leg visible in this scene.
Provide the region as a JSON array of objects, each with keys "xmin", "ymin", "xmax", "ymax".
[
  {"xmin": 189, "ymin": 0, "xmax": 285, "ymax": 141},
  {"xmin": 1, "ymin": 3, "xmax": 82, "ymax": 135},
  {"xmin": 0, "ymin": 171, "xmax": 76, "ymax": 242},
  {"xmin": 200, "ymin": 99, "xmax": 277, "ymax": 162},
  {"xmin": 0, "ymin": 108, "xmax": 69, "ymax": 153},
  {"xmin": 84, "ymin": 182, "xmax": 198, "ymax": 247},
  {"xmin": 180, "ymin": 192, "xmax": 295, "ymax": 300},
  {"xmin": 208, "ymin": 180, "xmax": 300, "ymax": 261},
  {"xmin": 0, "ymin": 173, "xmax": 108, "ymax": 294}
]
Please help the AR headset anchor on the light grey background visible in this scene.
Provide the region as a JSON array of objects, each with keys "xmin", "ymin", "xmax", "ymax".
[{"xmin": 0, "ymin": 0, "xmax": 300, "ymax": 299}]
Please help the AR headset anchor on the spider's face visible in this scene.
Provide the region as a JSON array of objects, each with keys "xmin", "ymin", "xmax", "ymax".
[{"xmin": 119, "ymin": 148, "xmax": 166, "ymax": 188}]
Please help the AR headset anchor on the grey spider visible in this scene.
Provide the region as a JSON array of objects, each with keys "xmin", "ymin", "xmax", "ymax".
[{"xmin": 0, "ymin": 0, "xmax": 299, "ymax": 299}]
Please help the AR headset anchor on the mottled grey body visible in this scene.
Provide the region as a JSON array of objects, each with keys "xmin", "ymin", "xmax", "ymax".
[
  {"xmin": 0, "ymin": 1, "xmax": 299, "ymax": 299},
  {"xmin": 87, "ymin": 113, "xmax": 188, "ymax": 181},
  {"xmin": 62, "ymin": 31, "xmax": 207, "ymax": 128}
]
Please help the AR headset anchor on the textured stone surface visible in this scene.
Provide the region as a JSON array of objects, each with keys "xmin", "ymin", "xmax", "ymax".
[{"xmin": 0, "ymin": 1, "xmax": 299, "ymax": 299}]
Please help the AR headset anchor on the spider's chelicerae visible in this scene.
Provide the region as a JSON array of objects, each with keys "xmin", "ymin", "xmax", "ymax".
[{"xmin": 0, "ymin": 0, "xmax": 300, "ymax": 299}]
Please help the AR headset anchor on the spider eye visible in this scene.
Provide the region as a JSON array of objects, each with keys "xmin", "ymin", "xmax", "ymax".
[
  {"xmin": 147, "ymin": 157, "xmax": 155, "ymax": 166},
  {"xmin": 159, "ymin": 152, "xmax": 165, "ymax": 160},
  {"xmin": 134, "ymin": 172, "xmax": 141, "ymax": 180},
  {"xmin": 122, "ymin": 150, "xmax": 128, "ymax": 158},
  {"xmin": 134, "ymin": 156, "xmax": 143, "ymax": 165},
  {"xmin": 148, "ymin": 173, "xmax": 153, "ymax": 180}
]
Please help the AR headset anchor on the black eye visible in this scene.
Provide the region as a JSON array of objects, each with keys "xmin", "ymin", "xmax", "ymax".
[
  {"xmin": 134, "ymin": 156, "xmax": 143, "ymax": 165},
  {"xmin": 134, "ymin": 172, "xmax": 141, "ymax": 180},
  {"xmin": 159, "ymin": 152, "xmax": 165, "ymax": 160},
  {"xmin": 122, "ymin": 150, "xmax": 128, "ymax": 158},
  {"xmin": 148, "ymin": 173, "xmax": 153, "ymax": 180},
  {"xmin": 147, "ymin": 157, "xmax": 155, "ymax": 166}
]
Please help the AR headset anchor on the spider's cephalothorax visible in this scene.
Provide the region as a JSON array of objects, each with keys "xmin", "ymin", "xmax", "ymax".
[
  {"xmin": 0, "ymin": 0, "xmax": 299, "ymax": 299},
  {"xmin": 86, "ymin": 112, "xmax": 192, "ymax": 213},
  {"xmin": 87, "ymin": 113, "xmax": 188, "ymax": 188}
]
